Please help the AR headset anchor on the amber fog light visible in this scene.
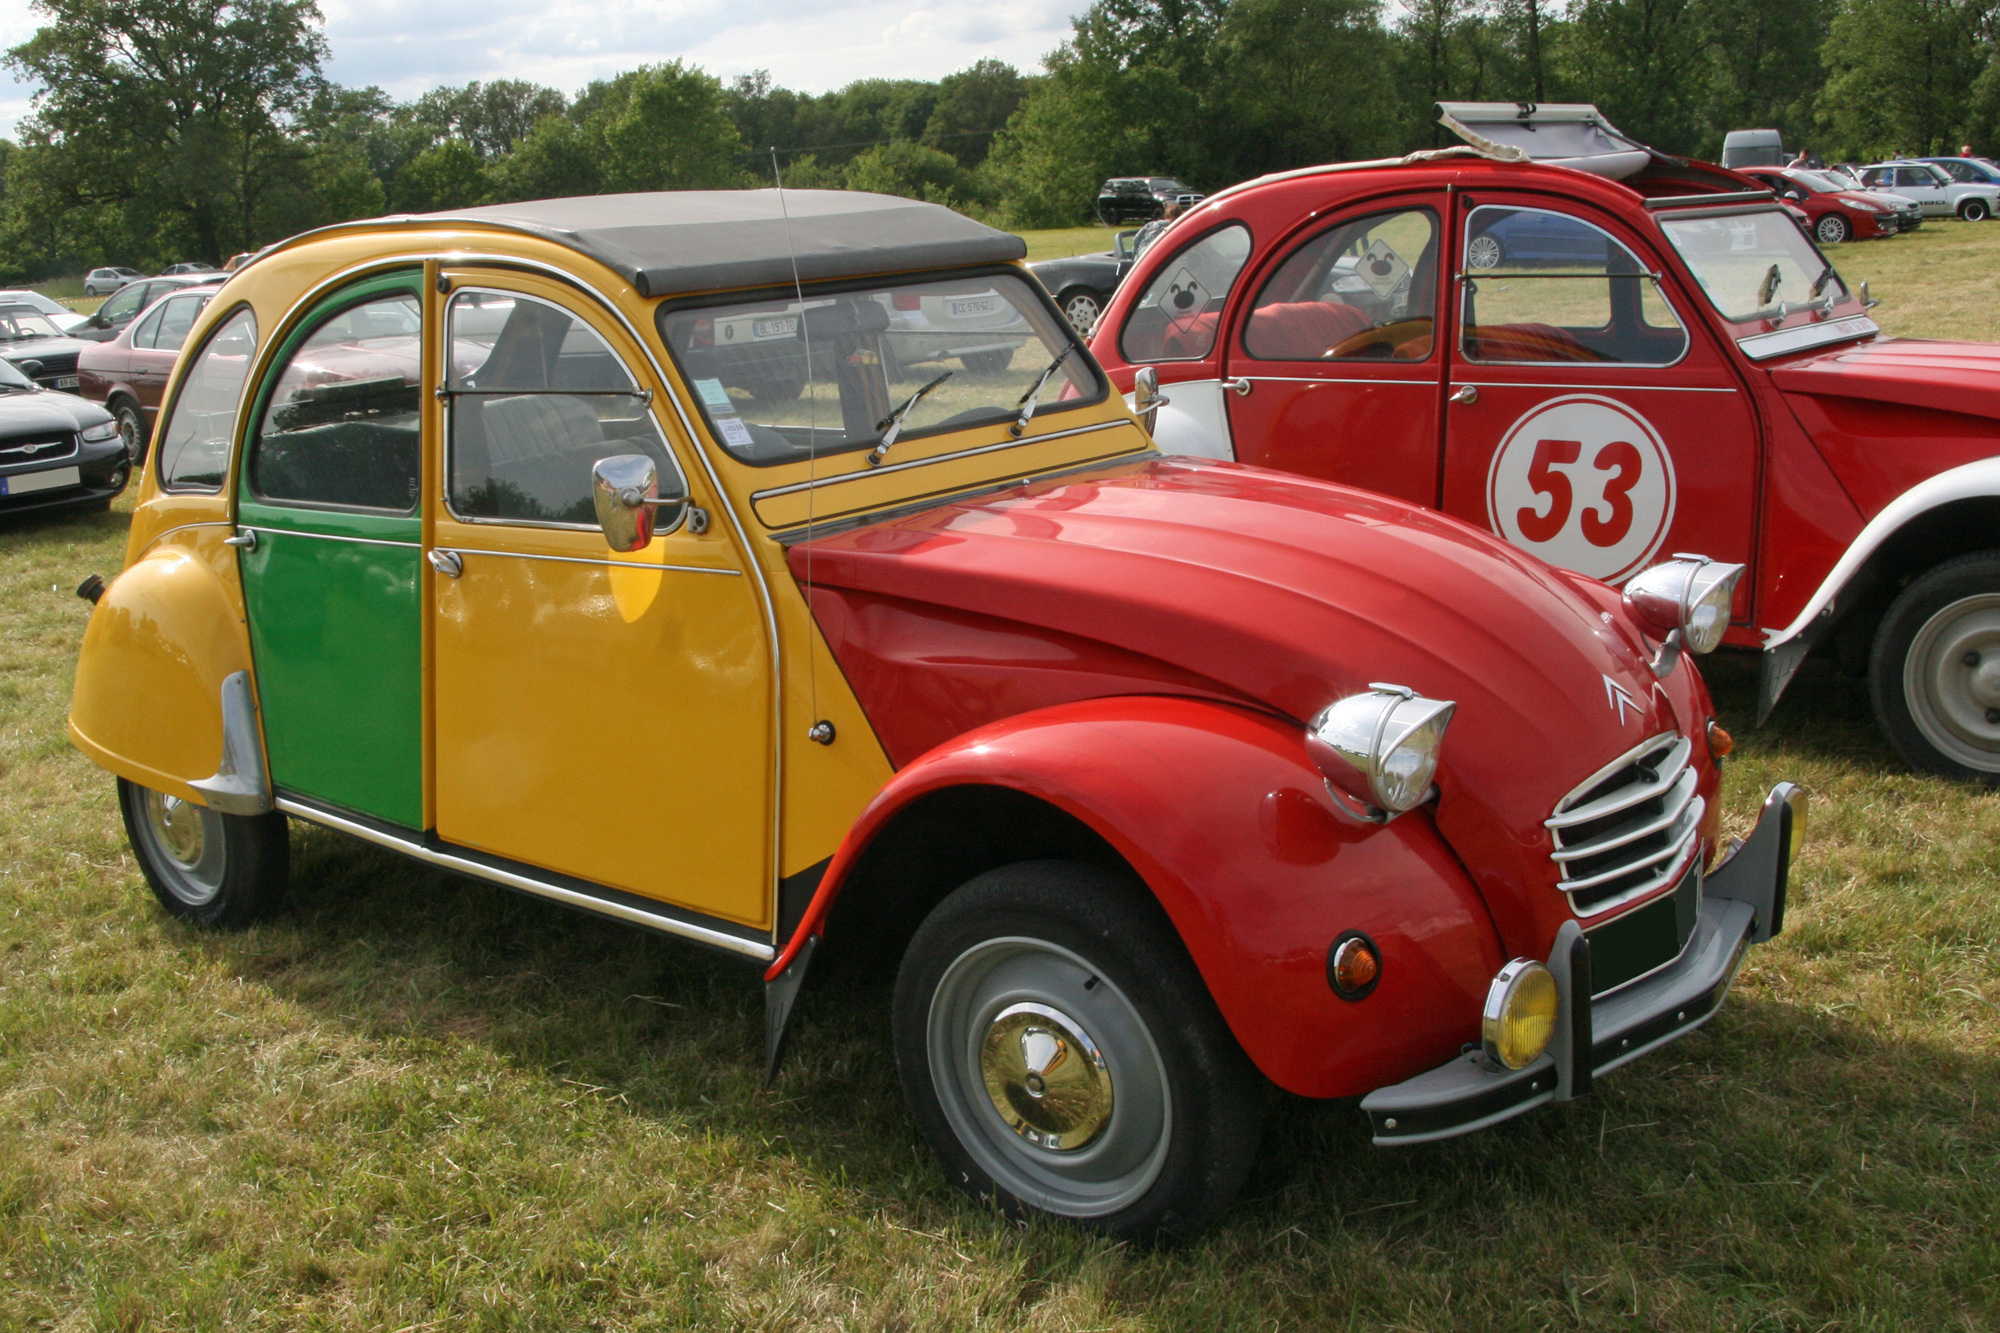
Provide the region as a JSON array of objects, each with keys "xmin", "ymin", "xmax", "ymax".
[
  {"xmin": 1481, "ymin": 959, "xmax": 1559, "ymax": 1070},
  {"xmin": 1327, "ymin": 932, "xmax": 1381, "ymax": 1000},
  {"xmin": 1707, "ymin": 720, "xmax": 1734, "ymax": 758}
]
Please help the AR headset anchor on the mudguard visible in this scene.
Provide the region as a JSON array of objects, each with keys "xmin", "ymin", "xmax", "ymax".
[
  {"xmin": 771, "ymin": 695, "xmax": 1508, "ymax": 1098},
  {"xmin": 69, "ymin": 528, "xmax": 264, "ymax": 809}
]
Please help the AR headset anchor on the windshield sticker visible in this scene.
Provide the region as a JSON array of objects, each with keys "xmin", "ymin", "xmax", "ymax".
[
  {"xmin": 694, "ymin": 378, "xmax": 733, "ymax": 409},
  {"xmin": 1485, "ymin": 394, "xmax": 1677, "ymax": 584},
  {"xmin": 714, "ymin": 415, "xmax": 754, "ymax": 448},
  {"xmin": 1358, "ymin": 238, "xmax": 1410, "ymax": 298},
  {"xmin": 1160, "ymin": 268, "xmax": 1210, "ymax": 317}
]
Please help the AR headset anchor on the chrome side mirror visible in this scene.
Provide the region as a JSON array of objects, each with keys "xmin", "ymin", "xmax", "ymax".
[
  {"xmin": 591, "ymin": 454, "xmax": 688, "ymax": 552},
  {"xmin": 1133, "ymin": 366, "xmax": 1169, "ymax": 436}
]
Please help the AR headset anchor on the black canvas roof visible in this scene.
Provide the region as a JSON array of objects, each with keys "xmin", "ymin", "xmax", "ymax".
[{"xmin": 418, "ymin": 190, "xmax": 1027, "ymax": 297}]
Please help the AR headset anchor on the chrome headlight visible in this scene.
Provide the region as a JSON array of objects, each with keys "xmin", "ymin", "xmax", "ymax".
[
  {"xmin": 1624, "ymin": 555, "xmax": 1743, "ymax": 656},
  {"xmin": 1306, "ymin": 684, "xmax": 1455, "ymax": 820},
  {"xmin": 80, "ymin": 420, "xmax": 119, "ymax": 443}
]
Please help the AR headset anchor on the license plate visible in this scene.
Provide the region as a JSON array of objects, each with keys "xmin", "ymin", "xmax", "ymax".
[
  {"xmin": 0, "ymin": 465, "xmax": 81, "ymax": 496},
  {"xmin": 752, "ymin": 317, "xmax": 798, "ymax": 339},
  {"xmin": 948, "ymin": 297, "xmax": 997, "ymax": 318},
  {"xmin": 1586, "ymin": 864, "xmax": 1700, "ymax": 996},
  {"xmin": 52, "ymin": 376, "xmax": 80, "ymax": 389}
]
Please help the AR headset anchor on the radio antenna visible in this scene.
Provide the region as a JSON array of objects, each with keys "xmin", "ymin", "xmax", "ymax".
[{"xmin": 771, "ymin": 147, "xmax": 823, "ymax": 739}]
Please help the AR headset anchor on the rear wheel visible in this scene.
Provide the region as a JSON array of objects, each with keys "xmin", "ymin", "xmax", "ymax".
[
  {"xmin": 1961, "ymin": 198, "xmax": 1991, "ymax": 222},
  {"xmin": 112, "ymin": 399, "xmax": 148, "ymax": 465},
  {"xmin": 1466, "ymin": 233, "xmax": 1504, "ymax": 270},
  {"xmin": 1059, "ymin": 289, "xmax": 1105, "ymax": 337},
  {"xmin": 893, "ymin": 861, "xmax": 1265, "ymax": 1242},
  {"xmin": 1815, "ymin": 213, "xmax": 1851, "ymax": 244},
  {"xmin": 119, "ymin": 778, "xmax": 291, "ymax": 926},
  {"xmin": 1870, "ymin": 551, "xmax": 2000, "ymax": 783}
]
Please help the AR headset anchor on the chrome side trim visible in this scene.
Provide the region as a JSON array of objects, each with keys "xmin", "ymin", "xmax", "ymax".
[
  {"xmin": 749, "ymin": 417, "xmax": 1135, "ymax": 503},
  {"xmin": 1235, "ymin": 376, "xmax": 1436, "ymax": 387},
  {"xmin": 273, "ymin": 796, "xmax": 776, "ymax": 961},
  {"xmin": 1735, "ymin": 316, "xmax": 1879, "ymax": 361},
  {"xmin": 443, "ymin": 546, "xmax": 742, "ymax": 576},
  {"xmin": 188, "ymin": 671, "xmax": 272, "ymax": 815},
  {"xmin": 241, "ymin": 526, "xmax": 420, "ymax": 549},
  {"xmin": 1453, "ymin": 381, "xmax": 1737, "ymax": 394}
]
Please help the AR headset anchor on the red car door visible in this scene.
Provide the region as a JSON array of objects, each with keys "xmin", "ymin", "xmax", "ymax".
[
  {"xmin": 1439, "ymin": 196, "xmax": 1760, "ymax": 607},
  {"xmin": 1220, "ymin": 195, "xmax": 1449, "ymax": 506}
]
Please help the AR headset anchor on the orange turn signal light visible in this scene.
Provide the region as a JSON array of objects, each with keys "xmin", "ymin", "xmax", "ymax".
[
  {"xmin": 1707, "ymin": 720, "xmax": 1735, "ymax": 759},
  {"xmin": 1328, "ymin": 933, "xmax": 1381, "ymax": 999}
]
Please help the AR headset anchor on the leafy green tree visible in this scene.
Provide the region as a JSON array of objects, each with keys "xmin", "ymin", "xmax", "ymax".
[
  {"xmin": 395, "ymin": 137, "xmax": 486, "ymax": 211},
  {"xmin": 845, "ymin": 140, "xmax": 976, "ymax": 205},
  {"xmin": 1821, "ymin": 0, "xmax": 1991, "ymax": 157},
  {"xmin": 1218, "ymin": 0, "xmax": 1402, "ymax": 170},
  {"xmin": 594, "ymin": 62, "xmax": 745, "ymax": 191},
  {"xmin": 1557, "ymin": 0, "xmax": 1709, "ymax": 151},
  {"xmin": 484, "ymin": 112, "xmax": 600, "ymax": 199},
  {"xmin": 923, "ymin": 59, "xmax": 1028, "ymax": 165}
]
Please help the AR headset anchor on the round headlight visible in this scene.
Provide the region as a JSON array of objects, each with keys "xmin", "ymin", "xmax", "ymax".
[
  {"xmin": 1306, "ymin": 685, "xmax": 1456, "ymax": 817},
  {"xmin": 1624, "ymin": 556, "xmax": 1744, "ymax": 656},
  {"xmin": 1481, "ymin": 959, "xmax": 1559, "ymax": 1070}
]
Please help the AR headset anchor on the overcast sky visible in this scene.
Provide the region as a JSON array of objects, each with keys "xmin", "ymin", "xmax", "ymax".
[{"xmin": 0, "ymin": 0, "xmax": 1077, "ymax": 139}]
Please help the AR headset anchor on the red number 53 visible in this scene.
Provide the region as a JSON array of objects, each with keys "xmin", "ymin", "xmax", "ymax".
[{"xmin": 1515, "ymin": 438, "xmax": 1642, "ymax": 548}]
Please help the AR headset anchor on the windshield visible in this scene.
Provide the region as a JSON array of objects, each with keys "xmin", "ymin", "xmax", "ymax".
[
  {"xmin": 1790, "ymin": 171, "xmax": 1848, "ymax": 194},
  {"xmin": 1659, "ymin": 209, "xmax": 1847, "ymax": 324},
  {"xmin": 659, "ymin": 271, "xmax": 1099, "ymax": 467},
  {"xmin": 0, "ymin": 357, "xmax": 33, "ymax": 389},
  {"xmin": 0, "ymin": 306, "xmax": 66, "ymax": 341}
]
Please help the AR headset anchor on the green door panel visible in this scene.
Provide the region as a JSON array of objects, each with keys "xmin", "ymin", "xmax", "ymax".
[{"xmin": 238, "ymin": 503, "xmax": 424, "ymax": 827}]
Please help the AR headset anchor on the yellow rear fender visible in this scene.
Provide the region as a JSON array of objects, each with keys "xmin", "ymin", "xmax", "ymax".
[{"xmin": 69, "ymin": 531, "xmax": 270, "ymax": 812}]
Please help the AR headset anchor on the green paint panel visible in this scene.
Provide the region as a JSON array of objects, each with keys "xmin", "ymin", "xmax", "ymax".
[{"xmin": 238, "ymin": 502, "xmax": 424, "ymax": 828}]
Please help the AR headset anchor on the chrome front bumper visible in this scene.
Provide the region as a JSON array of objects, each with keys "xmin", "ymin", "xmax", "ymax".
[{"xmin": 1362, "ymin": 783, "xmax": 1802, "ymax": 1147}]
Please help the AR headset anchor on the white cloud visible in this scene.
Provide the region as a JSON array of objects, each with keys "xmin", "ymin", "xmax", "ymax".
[{"xmin": 0, "ymin": 0, "xmax": 1078, "ymax": 138}]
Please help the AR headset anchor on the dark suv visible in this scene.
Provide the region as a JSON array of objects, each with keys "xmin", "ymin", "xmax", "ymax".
[{"xmin": 1096, "ymin": 176, "xmax": 1198, "ymax": 225}]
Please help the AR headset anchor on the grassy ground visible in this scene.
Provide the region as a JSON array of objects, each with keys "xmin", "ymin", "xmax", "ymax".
[{"xmin": 2, "ymin": 225, "xmax": 1998, "ymax": 1332}]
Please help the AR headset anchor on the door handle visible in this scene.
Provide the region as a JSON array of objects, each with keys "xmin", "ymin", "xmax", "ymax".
[
  {"xmin": 1228, "ymin": 377, "xmax": 1252, "ymax": 396},
  {"xmin": 1449, "ymin": 384, "xmax": 1479, "ymax": 405},
  {"xmin": 223, "ymin": 529, "xmax": 257, "ymax": 551},
  {"xmin": 428, "ymin": 549, "xmax": 463, "ymax": 578}
]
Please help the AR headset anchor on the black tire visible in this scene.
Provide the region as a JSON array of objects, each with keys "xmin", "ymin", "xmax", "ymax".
[
  {"xmin": 111, "ymin": 399, "xmax": 148, "ymax": 465},
  {"xmin": 893, "ymin": 860, "xmax": 1266, "ymax": 1242},
  {"xmin": 1815, "ymin": 212, "xmax": 1851, "ymax": 245},
  {"xmin": 1960, "ymin": 198, "xmax": 1991, "ymax": 222},
  {"xmin": 1868, "ymin": 551, "xmax": 2000, "ymax": 784},
  {"xmin": 1058, "ymin": 288, "xmax": 1105, "ymax": 337},
  {"xmin": 118, "ymin": 778, "xmax": 291, "ymax": 926}
]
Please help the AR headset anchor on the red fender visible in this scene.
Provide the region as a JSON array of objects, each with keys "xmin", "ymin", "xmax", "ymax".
[{"xmin": 771, "ymin": 696, "xmax": 1508, "ymax": 1098}]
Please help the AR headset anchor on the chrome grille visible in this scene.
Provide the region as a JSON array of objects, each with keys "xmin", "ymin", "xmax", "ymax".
[
  {"xmin": 1546, "ymin": 732, "xmax": 1703, "ymax": 917},
  {"xmin": 0, "ymin": 432, "xmax": 78, "ymax": 465}
]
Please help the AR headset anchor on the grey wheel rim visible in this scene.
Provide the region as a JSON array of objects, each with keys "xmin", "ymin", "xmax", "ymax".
[
  {"xmin": 927, "ymin": 936, "xmax": 1171, "ymax": 1218},
  {"xmin": 1467, "ymin": 234, "xmax": 1502, "ymax": 270},
  {"xmin": 137, "ymin": 788, "xmax": 227, "ymax": 906},
  {"xmin": 1063, "ymin": 292, "xmax": 1102, "ymax": 335},
  {"xmin": 1904, "ymin": 592, "xmax": 2000, "ymax": 771},
  {"xmin": 115, "ymin": 406, "xmax": 143, "ymax": 462},
  {"xmin": 1817, "ymin": 215, "xmax": 1846, "ymax": 243}
]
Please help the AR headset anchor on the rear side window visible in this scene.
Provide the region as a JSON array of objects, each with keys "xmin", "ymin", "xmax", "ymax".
[
  {"xmin": 248, "ymin": 293, "xmax": 422, "ymax": 512},
  {"xmin": 1460, "ymin": 206, "xmax": 1687, "ymax": 366},
  {"xmin": 152, "ymin": 294, "xmax": 208, "ymax": 352},
  {"xmin": 1119, "ymin": 224, "xmax": 1252, "ymax": 362},
  {"xmin": 157, "ymin": 307, "xmax": 258, "ymax": 491}
]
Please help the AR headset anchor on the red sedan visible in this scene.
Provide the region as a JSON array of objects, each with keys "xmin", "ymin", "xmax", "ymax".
[
  {"xmin": 1738, "ymin": 167, "xmax": 1900, "ymax": 243},
  {"xmin": 75, "ymin": 282, "xmax": 219, "ymax": 463}
]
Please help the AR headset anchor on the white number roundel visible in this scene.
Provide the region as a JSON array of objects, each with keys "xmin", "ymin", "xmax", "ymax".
[{"xmin": 1486, "ymin": 395, "xmax": 1677, "ymax": 583}]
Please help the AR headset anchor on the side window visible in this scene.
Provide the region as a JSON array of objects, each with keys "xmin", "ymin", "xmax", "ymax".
[
  {"xmin": 1118, "ymin": 223, "xmax": 1253, "ymax": 362},
  {"xmin": 446, "ymin": 290, "xmax": 686, "ymax": 529},
  {"xmin": 129, "ymin": 303, "xmax": 168, "ymax": 350},
  {"xmin": 157, "ymin": 307, "xmax": 258, "ymax": 491},
  {"xmin": 153, "ymin": 294, "xmax": 207, "ymax": 352},
  {"xmin": 248, "ymin": 292, "xmax": 422, "ymax": 512},
  {"xmin": 1243, "ymin": 208, "xmax": 1437, "ymax": 362},
  {"xmin": 1460, "ymin": 206, "xmax": 1688, "ymax": 366},
  {"xmin": 99, "ymin": 283, "xmax": 146, "ymax": 325}
]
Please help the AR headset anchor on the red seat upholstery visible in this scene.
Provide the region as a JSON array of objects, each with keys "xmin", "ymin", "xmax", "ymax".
[
  {"xmin": 1465, "ymin": 322, "xmax": 1608, "ymax": 363},
  {"xmin": 1243, "ymin": 301, "xmax": 1372, "ymax": 360},
  {"xmin": 1159, "ymin": 311, "xmax": 1222, "ymax": 359}
]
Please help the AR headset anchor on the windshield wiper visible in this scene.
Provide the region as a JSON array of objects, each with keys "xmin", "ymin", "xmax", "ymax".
[
  {"xmin": 867, "ymin": 370, "xmax": 953, "ymax": 466},
  {"xmin": 1010, "ymin": 343, "xmax": 1076, "ymax": 437}
]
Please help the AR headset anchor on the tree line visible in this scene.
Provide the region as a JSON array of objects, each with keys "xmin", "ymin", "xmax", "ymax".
[{"xmin": 3, "ymin": 0, "xmax": 1998, "ymax": 278}]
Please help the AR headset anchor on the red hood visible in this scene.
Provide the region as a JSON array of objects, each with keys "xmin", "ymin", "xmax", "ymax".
[
  {"xmin": 1771, "ymin": 336, "xmax": 2000, "ymax": 420},
  {"xmin": 792, "ymin": 457, "xmax": 1715, "ymax": 953}
]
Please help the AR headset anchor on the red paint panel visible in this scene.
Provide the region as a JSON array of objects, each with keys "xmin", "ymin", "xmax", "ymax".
[{"xmin": 1784, "ymin": 393, "xmax": 2000, "ymax": 520}]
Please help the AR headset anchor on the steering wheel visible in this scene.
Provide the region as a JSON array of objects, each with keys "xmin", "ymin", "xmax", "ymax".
[{"xmin": 1325, "ymin": 318, "xmax": 1434, "ymax": 360}]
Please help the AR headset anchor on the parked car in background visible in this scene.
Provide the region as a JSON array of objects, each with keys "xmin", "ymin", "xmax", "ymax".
[
  {"xmin": 1028, "ymin": 230, "xmax": 1140, "ymax": 334},
  {"xmin": 76, "ymin": 282, "xmax": 220, "ymax": 463},
  {"xmin": 161, "ymin": 262, "xmax": 221, "ymax": 276},
  {"xmin": 0, "ymin": 300, "xmax": 91, "ymax": 392},
  {"xmin": 66, "ymin": 187, "xmax": 1798, "ymax": 1241},
  {"xmin": 0, "ymin": 289, "xmax": 92, "ymax": 334},
  {"xmin": 1720, "ymin": 128, "xmax": 1786, "ymax": 169},
  {"xmin": 1919, "ymin": 156, "xmax": 2000, "ymax": 186},
  {"xmin": 83, "ymin": 267, "xmax": 146, "ymax": 297},
  {"xmin": 1857, "ymin": 161, "xmax": 2000, "ymax": 219},
  {"xmin": 1095, "ymin": 176, "xmax": 1198, "ymax": 225},
  {"xmin": 69, "ymin": 274, "xmax": 215, "ymax": 344},
  {"xmin": 1736, "ymin": 166, "xmax": 1904, "ymax": 243},
  {"xmin": 1093, "ymin": 100, "xmax": 2000, "ymax": 781},
  {"xmin": 0, "ymin": 356, "xmax": 128, "ymax": 516}
]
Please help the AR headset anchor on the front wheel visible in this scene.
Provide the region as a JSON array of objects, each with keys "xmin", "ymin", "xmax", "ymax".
[
  {"xmin": 1869, "ymin": 551, "xmax": 2000, "ymax": 783},
  {"xmin": 1059, "ymin": 288, "xmax": 1105, "ymax": 337},
  {"xmin": 893, "ymin": 861, "xmax": 1265, "ymax": 1242},
  {"xmin": 1961, "ymin": 198, "xmax": 1991, "ymax": 222},
  {"xmin": 119, "ymin": 778, "xmax": 291, "ymax": 926},
  {"xmin": 1816, "ymin": 213, "xmax": 1851, "ymax": 244}
]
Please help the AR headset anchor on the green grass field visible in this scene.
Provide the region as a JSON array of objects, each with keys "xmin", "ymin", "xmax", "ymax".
[{"xmin": 2, "ymin": 223, "xmax": 1997, "ymax": 1332}]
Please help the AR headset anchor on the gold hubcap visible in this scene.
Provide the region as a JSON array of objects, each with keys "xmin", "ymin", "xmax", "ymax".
[{"xmin": 979, "ymin": 1002, "xmax": 1113, "ymax": 1151}]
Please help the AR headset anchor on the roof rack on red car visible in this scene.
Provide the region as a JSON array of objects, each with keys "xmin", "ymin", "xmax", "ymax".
[{"xmin": 1436, "ymin": 102, "xmax": 1653, "ymax": 179}]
